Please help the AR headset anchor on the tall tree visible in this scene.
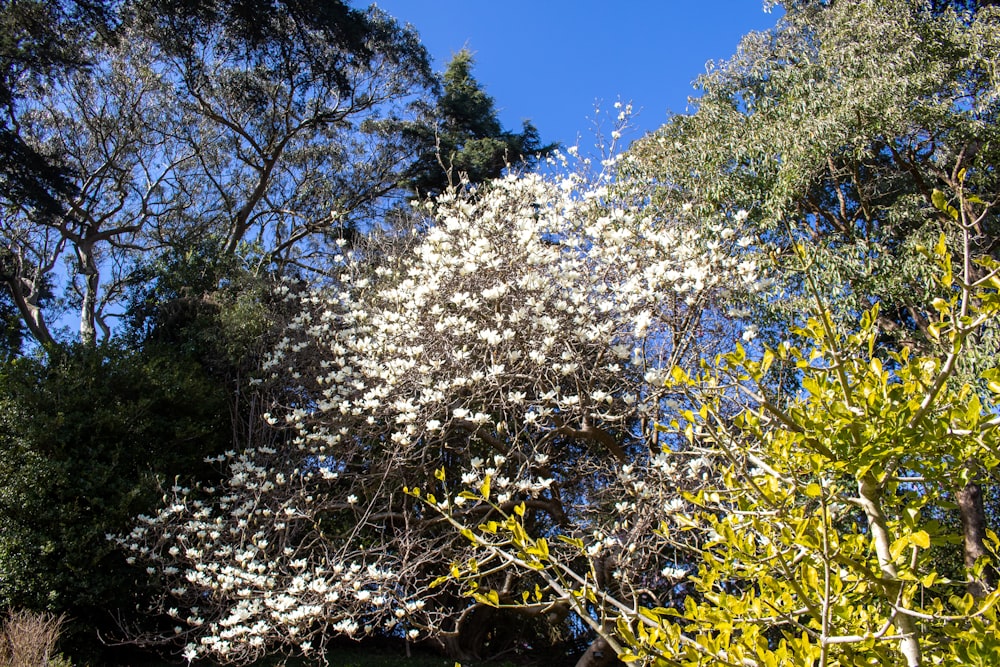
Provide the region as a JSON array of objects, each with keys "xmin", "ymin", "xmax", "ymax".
[
  {"xmin": 0, "ymin": 0, "xmax": 110, "ymax": 218},
  {"xmin": 402, "ymin": 49, "xmax": 554, "ymax": 197},
  {"xmin": 1, "ymin": 0, "xmax": 435, "ymax": 347}
]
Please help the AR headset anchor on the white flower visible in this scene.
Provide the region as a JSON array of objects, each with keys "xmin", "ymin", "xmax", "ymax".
[
  {"xmin": 347, "ymin": 495, "xmax": 358, "ymax": 505},
  {"xmin": 633, "ymin": 310, "xmax": 652, "ymax": 338}
]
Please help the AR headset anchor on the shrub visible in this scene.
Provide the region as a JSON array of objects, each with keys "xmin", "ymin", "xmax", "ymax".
[{"xmin": 0, "ymin": 609, "xmax": 72, "ymax": 667}]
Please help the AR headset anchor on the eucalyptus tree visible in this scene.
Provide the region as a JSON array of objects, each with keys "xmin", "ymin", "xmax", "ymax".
[
  {"xmin": 4, "ymin": 33, "xmax": 187, "ymax": 346},
  {"xmin": 133, "ymin": 0, "xmax": 435, "ymax": 263},
  {"xmin": 1, "ymin": 0, "xmax": 435, "ymax": 347},
  {"xmin": 0, "ymin": 0, "xmax": 111, "ymax": 218}
]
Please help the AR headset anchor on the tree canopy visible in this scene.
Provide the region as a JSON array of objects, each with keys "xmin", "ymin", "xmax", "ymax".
[
  {"xmin": 402, "ymin": 49, "xmax": 555, "ymax": 197},
  {"xmin": 1, "ymin": 0, "xmax": 435, "ymax": 347}
]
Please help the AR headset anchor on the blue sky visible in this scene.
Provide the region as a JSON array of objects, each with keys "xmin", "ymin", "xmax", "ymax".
[{"xmin": 363, "ymin": 2, "xmax": 782, "ymax": 148}]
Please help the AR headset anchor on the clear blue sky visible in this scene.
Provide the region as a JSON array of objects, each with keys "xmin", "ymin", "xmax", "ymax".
[{"xmin": 362, "ymin": 2, "xmax": 782, "ymax": 148}]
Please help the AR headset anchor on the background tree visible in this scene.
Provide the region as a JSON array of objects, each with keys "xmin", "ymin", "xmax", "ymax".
[
  {"xmin": 402, "ymin": 49, "xmax": 555, "ymax": 197},
  {"xmin": 628, "ymin": 0, "xmax": 1000, "ymax": 345},
  {"xmin": 0, "ymin": 0, "xmax": 111, "ymax": 218},
  {"xmin": 1, "ymin": 0, "xmax": 435, "ymax": 347}
]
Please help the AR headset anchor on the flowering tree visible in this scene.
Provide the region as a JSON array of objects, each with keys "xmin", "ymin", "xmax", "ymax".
[{"xmin": 118, "ymin": 143, "xmax": 759, "ymax": 662}]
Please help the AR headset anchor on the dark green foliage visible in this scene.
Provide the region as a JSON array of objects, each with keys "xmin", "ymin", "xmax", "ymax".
[
  {"xmin": 124, "ymin": 241, "xmax": 281, "ymax": 381},
  {"xmin": 0, "ymin": 0, "xmax": 109, "ymax": 215},
  {"xmin": 0, "ymin": 343, "xmax": 231, "ymax": 658},
  {"xmin": 130, "ymin": 0, "xmax": 432, "ymax": 94},
  {"xmin": 0, "ymin": 287, "xmax": 24, "ymax": 362},
  {"xmin": 403, "ymin": 49, "xmax": 555, "ymax": 197}
]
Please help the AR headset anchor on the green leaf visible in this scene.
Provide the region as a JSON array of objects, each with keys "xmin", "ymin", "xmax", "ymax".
[
  {"xmin": 761, "ymin": 348, "xmax": 775, "ymax": 377},
  {"xmin": 932, "ymin": 191, "xmax": 959, "ymax": 221}
]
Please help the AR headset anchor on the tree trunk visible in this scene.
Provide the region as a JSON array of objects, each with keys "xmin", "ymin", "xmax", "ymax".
[
  {"xmin": 77, "ymin": 244, "xmax": 99, "ymax": 346},
  {"xmin": 574, "ymin": 635, "xmax": 624, "ymax": 667},
  {"xmin": 957, "ymin": 480, "xmax": 996, "ymax": 598},
  {"xmin": 858, "ymin": 473, "xmax": 921, "ymax": 666},
  {"xmin": 3, "ymin": 276, "xmax": 56, "ymax": 350},
  {"xmin": 435, "ymin": 604, "xmax": 496, "ymax": 662}
]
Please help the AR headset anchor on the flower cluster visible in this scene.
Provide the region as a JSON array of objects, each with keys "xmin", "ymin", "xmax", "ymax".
[{"xmin": 114, "ymin": 449, "xmax": 432, "ymax": 663}]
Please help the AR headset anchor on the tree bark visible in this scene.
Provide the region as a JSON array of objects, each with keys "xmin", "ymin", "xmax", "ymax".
[
  {"xmin": 78, "ymin": 247, "xmax": 99, "ymax": 346},
  {"xmin": 957, "ymin": 480, "xmax": 996, "ymax": 598},
  {"xmin": 574, "ymin": 634, "xmax": 625, "ymax": 667},
  {"xmin": 3, "ymin": 275, "xmax": 55, "ymax": 349},
  {"xmin": 435, "ymin": 604, "xmax": 496, "ymax": 662},
  {"xmin": 858, "ymin": 473, "xmax": 921, "ymax": 666}
]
